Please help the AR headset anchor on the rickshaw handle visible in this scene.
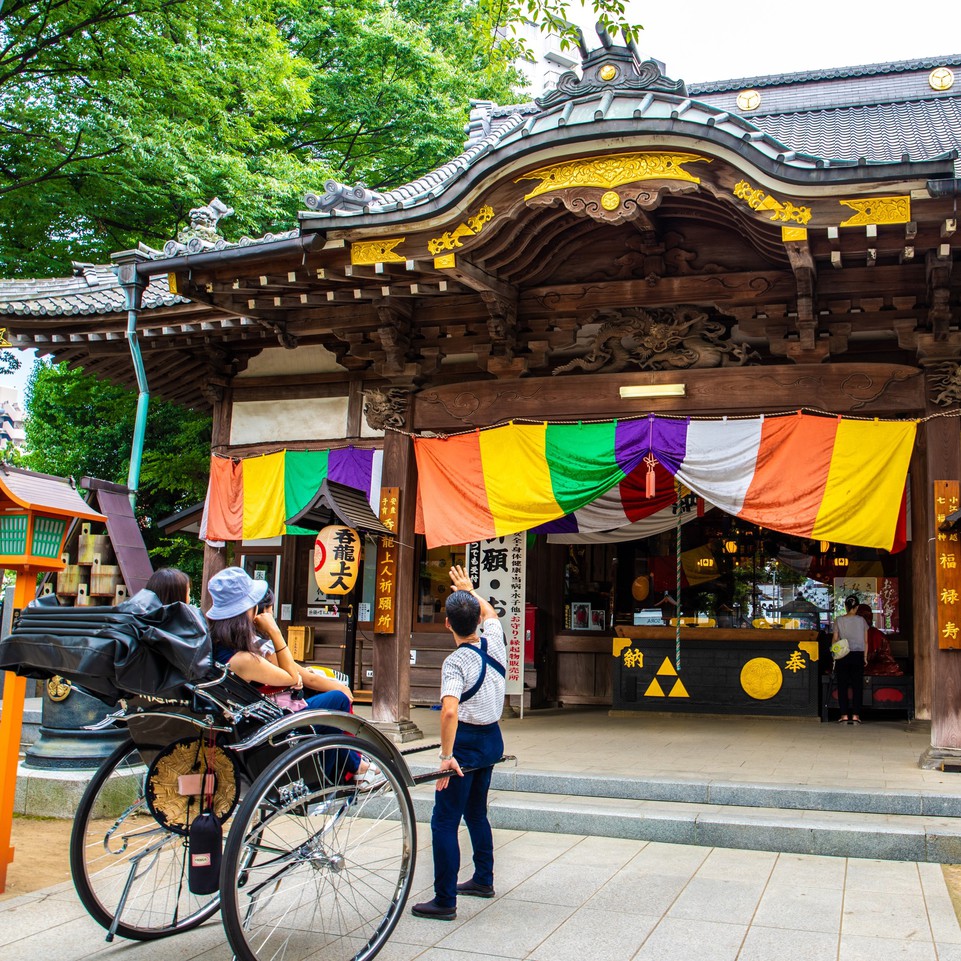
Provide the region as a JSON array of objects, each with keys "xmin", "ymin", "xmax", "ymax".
[{"xmin": 411, "ymin": 755, "xmax": 516, "ymax": 785}]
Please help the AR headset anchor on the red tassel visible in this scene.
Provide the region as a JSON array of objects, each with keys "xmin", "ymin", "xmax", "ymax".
[{"xmin": 644, "ymin": 453, "xmax": 657, "ymax": 499}]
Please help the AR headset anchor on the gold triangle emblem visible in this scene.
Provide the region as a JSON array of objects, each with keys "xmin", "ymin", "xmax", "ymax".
[
  {"xmin": 668, "ymin": 678, "xmax": 690, "ymax": 698},
  {"xmin": 657, "ymin": 657, "xmax": 678, "ymax": 677},
  {"xmin": 644, "ymin": 678, "xmax": 666, "ymax": 697}
]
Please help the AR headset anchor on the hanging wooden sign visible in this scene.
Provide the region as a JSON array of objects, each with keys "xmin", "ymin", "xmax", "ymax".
[
  {"xmin": 373, "ymin": 487, "xmax": 399, "ymax": 634},
  {"xmin": 313, "ymin": 525, "xmax": 361, "ymax": 596},
  {"xmin": 935, "ymin": 480, "xmax": 961, "ymax": 650}
]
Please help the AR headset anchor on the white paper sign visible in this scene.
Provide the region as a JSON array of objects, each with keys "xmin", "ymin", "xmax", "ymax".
[{"xmin": 467, "ymin": 533, "xmax": 526, "ymax": 695}]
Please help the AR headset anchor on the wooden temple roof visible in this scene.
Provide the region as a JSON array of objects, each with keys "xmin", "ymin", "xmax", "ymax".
[{"xmin": 2, "ymin": 43, "xmax": 960, "ymax": 413}]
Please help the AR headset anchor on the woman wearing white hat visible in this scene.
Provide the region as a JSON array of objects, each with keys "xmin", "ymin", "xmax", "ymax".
[
  {"xmin": 206, "ymin": 566, "xmax": 304, "ymax": 692},
  {"xmin": 206, "ymin": 566, "xmax": 366, "ymax": 776}
]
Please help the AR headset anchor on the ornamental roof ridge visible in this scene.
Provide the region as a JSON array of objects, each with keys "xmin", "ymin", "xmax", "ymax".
[
  {"xmin": 533, "ymin": 31, "xmax": 686, "ymax": 110},
  {"xmin": 303, "ymin": 110, "xmax": 531, "ymax": 217},
  {"xmin": 146, "ymin": 197, "xmax": 300, "ymax": 260},
  {"xmin": 689, "ymin": 54, "xmax": 961, "ymax": 95}
]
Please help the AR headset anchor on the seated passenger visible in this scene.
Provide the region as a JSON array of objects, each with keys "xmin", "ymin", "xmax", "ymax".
[{"xmin": 205, "ymin": 567, "xmax": 364, "ymax": 775}]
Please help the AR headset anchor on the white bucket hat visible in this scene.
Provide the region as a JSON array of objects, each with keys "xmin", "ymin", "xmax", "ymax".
[{"xmin": 206, "ymin": 567, "xmax": 269, "ymax": 620}]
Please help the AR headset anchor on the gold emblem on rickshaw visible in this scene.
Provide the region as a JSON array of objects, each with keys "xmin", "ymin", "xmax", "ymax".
[{"xmin": 47, "ymin": 675, "xmax": 71, "ymax": 701}]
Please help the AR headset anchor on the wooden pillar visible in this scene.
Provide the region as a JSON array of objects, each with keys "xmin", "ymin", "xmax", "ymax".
[
  {"xmin": 370, "ymin": 428, "xmax": 421, "ymax": 739},
  {"xmin": 912, "ymin": 405, "xmax": 961, "ymax": 756}
]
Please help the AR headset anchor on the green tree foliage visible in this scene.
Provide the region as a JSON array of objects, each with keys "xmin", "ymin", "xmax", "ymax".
[
  {"xmin": 1, "ymin": 0, "xmax": 638, "ymax": 276},
  {"xmin": 21, "ymin": 361, "xmax": 211, "ymax": 580}
]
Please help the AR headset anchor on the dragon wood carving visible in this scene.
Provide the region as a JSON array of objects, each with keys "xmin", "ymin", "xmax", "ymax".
[
  {"xmin": 929, "ymin": 362, "xmax": 961, "ymax": 407},
  {"xmin": 553, "ymin": 306, "xmax": 758, "ymax": 375}
]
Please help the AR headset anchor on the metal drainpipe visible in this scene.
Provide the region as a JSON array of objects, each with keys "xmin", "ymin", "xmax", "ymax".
[{"xmin": 117, "ymin": 265, "xmax": 149, "ymax": 511}]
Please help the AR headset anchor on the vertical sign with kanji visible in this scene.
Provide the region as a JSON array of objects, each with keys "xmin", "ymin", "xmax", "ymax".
[
  {"xmin": 373, "ymin": 487, "xmax": 399, "ymax": 634},
  {"xmin": 936, "ymin": 480, "xmax": 961, "ymax": 649},
  {"xmin": 466, "ymin": 533, "xmax": 525, "ymax": 695}
]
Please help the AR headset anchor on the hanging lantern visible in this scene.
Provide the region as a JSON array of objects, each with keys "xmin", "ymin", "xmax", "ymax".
[
  {"xmin": 313, "ymin": 525, "xmax": 361, "ymax": 595},
  {"xmin": 819, "ymin": 540, "xmax": 831, "ymax": 554},
  {"xmin": 723, "ymin": 539, "xmax": 738, "ymax": 555}
]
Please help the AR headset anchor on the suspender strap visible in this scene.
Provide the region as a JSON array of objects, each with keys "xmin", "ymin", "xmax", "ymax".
[{"xmin": 460, "ymin": 636, "xmax": 506, "ymax": 703}]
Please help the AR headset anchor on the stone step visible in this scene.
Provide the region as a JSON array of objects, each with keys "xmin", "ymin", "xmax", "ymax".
[
  {"xmin": 407, "ymin": 783, "xmax": 961, "ymax": 863},
  {"xmin": 406, "ymin": 764, "xmax": 961, "ymax": 818}
]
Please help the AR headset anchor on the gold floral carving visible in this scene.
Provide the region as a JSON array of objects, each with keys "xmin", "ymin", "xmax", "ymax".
[
  {"xmin": 428, "ymin": 206, "xmax": 494, "ymax": 254},
  {"xmin": 781, "ymin": 227, "xmax": 808, "ymax": 242},
  {"xmin": 0, "ymin": 328, "xmax": 10, "ymax": 348},
  {"xmin": 600, "ymin": 191, "xmax": 620, "ymax": 210},
  {"xmin": 732, "ymin": 180, "xmax": 811, "ymax": 225},
  {"xmin": 517, "ymin": 153, "xmax": 711, "ymax": 200},
  {"xmin": 838, "ymin": 196, "xmax": 911, "ymax": 227},
  {"xmin": 350, "ymin": 238, "xmax": 406, "ymax": 265}
]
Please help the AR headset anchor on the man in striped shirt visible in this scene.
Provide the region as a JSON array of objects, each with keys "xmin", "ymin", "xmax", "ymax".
[{"xmin": 411, "ymin": 564, "xmax": 506, "ymax": 921}]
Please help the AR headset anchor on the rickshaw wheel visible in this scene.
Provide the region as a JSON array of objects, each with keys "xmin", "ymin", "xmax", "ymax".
[
  {"xmin": 69, "ymin": 736, "xmax": 226, "ymax": 940},
  {"xmin": 221, "ymin": 734, "xmax": 416, "ymax": 961}
]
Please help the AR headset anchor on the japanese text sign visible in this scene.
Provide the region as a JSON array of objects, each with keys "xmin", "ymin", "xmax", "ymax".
[
  {"xmin": 467, "ymin": 533, "xmax": 526, "ymax": 695},
  {"xmin": 313, "ymin": 525, "xmax": 361, "ymax": 596},
  {"xmin": 373, "ymin": 487, "xmax": 399, "ymax": 634},
  {"xmin": 935, "ymin": 480, "xmax": 961, "ymax": 650}
]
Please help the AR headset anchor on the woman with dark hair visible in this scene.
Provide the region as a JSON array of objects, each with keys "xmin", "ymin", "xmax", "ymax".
[
  {"xmin": 254, "ymin": 587, "xmax": 354, "ymax": 706},
  {"xmin": 206, "ymin": 567, "xmax": 365, "ymax": 775},
  {"xmin": 145, "ymin": 567, "xmax": 192, "ymax": 606},
  {"xmin": 206, "ymin": 567, "xmax": 303, "ymax": 691}
]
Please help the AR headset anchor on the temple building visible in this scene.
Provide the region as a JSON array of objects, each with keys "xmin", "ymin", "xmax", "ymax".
[{"xmin": 3, "ymin": 33, "xmax": 961, "ymax": 756}]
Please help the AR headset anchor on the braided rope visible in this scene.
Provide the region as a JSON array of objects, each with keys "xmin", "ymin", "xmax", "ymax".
[{"xmin": 675, "ymin": 480, "xmax": 682, "ymax": 672}]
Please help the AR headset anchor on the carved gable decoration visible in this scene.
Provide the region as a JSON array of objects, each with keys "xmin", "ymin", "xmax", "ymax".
[
  {"xmin": 518, "ymin": 153, "xmax": 709, "ymax": 225},
  {"xmin": 553, "ymin": 307, "xmax": 759, "ymax": 375},
  {"xmin": 535, "ymin": 28, "xmax": 686, "ymax": 110}
]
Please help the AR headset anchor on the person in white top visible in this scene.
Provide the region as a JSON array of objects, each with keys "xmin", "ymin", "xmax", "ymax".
[
  {"xmin": 411, "ymin": 565, "xmax": 506, "ymax": 922},
  {"xmin": 832, "ymin": 594, "xmax": 870, "ymax": 724}
]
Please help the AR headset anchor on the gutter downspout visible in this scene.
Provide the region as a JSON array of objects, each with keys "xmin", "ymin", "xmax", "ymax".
[{"xmin": 113, "ymin": 254, "xmax": 149, "ymax": 511}]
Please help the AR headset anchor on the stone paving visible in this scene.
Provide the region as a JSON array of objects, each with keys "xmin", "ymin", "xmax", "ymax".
[
  {"xmin": 2, "ymin": 829, "xmax": 960, "ymax": 961},
  {"xmin": 3, "ymin": 705, "xmax": 960, "ymax": 959}
]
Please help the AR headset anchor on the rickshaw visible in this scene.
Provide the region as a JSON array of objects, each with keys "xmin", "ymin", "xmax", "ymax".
[{"xmin": 1, "ymin": 592, "xmax": 501, "ymax": 961}]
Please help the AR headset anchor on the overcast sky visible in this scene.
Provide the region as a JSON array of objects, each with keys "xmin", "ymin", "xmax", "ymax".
[
  {"xmin": 573, "ymin": 3, "xmax": 960, "ymax": 83},
  {"xmin": 4, "ymin": 5, "xmax": 959, "ymax": 397}
]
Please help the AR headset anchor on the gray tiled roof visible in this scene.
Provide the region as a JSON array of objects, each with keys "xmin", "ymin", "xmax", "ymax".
[
  {"xmin": 688, "ymin": 55, "xmax": 961, "ymax": 95},
  {"xmin": 305, "ymin": 53, "xmax": 961, "ymax": 224},
  {"xmin": 0, "ymin": 263, "xmax": 186, "ymax": 317},
  {"xmin": 751, "ymin": 99, "xmax": 961, "ymax": 164}
]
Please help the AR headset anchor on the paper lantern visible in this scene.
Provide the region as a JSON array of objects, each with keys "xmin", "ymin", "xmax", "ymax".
[
  {"xmin": 313, "ymin": 525, "xmax": 361, "ymax": 596},
  {"xmin": 631, "ymin": 576, "xmax": 649, "ymax": 602}
]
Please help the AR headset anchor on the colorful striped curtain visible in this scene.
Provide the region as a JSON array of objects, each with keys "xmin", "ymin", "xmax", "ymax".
[
  {"xmin": 413, "ymin": 413, "xmax": 916, "ymax": 551},
  {"xmin": 201, "ymin": 447, "xmax": 383, "ymax": 542}
]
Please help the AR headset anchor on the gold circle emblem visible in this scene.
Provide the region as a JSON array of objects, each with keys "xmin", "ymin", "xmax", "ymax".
[
  {"xmin": 930, "ymin": 67, "xmax": 955, "ymax": 91},
  {"xmin": 740, "ymin": 657, "xmax": 783, "ymax": 700},
  {"xmin": 736, "ymin": 89, "xmax": 761, "ymax": 111},
  {"xmin": 600, "ymin": 191, "xmax": 621, "ymax": 211},
  {"xmin": 47, "ymin": 675, "xmax": 71, "ymax": 702},
  {"xmin": 599, "ymin": 64, "xmax": 618, "ymax": 82}
]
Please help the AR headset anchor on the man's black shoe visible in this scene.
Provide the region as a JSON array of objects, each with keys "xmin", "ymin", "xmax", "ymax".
[
  {"xmin": 411, "ymin": 898, "xmax": 456, "ymax": 920},
  {"xmin": 456, "ymin": 878, "xmax": 495, "ymax": 898}
]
